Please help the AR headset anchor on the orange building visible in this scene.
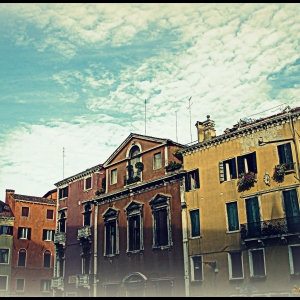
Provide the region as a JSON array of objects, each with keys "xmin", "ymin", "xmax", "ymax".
[{"xmin": 5, "ymin": 189, "xmax": 56, "ymax": 296}]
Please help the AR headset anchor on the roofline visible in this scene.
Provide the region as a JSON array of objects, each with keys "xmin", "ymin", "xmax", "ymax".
[
  {"xmin": 55, "ymin": 163, "xmax": 104, "ymax": 187},
  {"xmin": 181, "ymin": 107, "xmax": 300, "ymax": 155}
]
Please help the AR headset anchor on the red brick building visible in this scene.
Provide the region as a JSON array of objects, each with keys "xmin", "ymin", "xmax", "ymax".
[
  {"xmin": 90, "ymin": 133, "xmax": 188, "ymax": 297},
  {"xmin": 51, "ymin": 164, "xmax": 105, "ymax": 297},
  {"xmin": 5, "ymin": 189, "xmax": 56, "ymax": 296}
]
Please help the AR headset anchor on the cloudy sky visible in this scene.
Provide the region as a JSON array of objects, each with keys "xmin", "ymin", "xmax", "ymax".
[{"xmin": 1, "ymin": 3, "xmax": 300, "ymax": 198}]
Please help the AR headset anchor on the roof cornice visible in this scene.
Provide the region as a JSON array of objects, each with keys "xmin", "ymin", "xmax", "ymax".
[
  {"xmin": 182, "ymin": 109, "xmax": 300, "ymax": 156},
  {"xmin": 55, "ymin": 164, "xmax": 103, "ymax": 187}
]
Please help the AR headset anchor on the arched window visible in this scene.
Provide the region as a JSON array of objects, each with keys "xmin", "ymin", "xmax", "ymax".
[
  {"xmin": 59, "ymin": 211, "xmax": 66, "ymax": 233},
  {"xmin": 83, "ymin": 204, "xmax": 92, "ymax": 226},
  {"xmin": 44, "ymin": 250, "xmax": 51, "ymax": 268},
  {"xmin": 18, "ymin": 249, "xmax": 26, "ymax": 267}
]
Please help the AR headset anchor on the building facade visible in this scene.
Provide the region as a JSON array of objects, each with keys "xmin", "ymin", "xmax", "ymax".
[
  {"xmin": 52, "ymin": 164, "xmax": 105, "ymax": 297},
  {"xmin": 181, "ymin": 107, "xmax": 300, "ymax": 296},
  {"xmin": 0, "ymin": 201, "xmax": 14, "ymax": 296},
  {"xmin": 5, "ymin": 189, "xmax": 56, "ymax": 297},
  {"xmin": 89, "ymin": 133, "xmax": 188, "ymax": 297}
]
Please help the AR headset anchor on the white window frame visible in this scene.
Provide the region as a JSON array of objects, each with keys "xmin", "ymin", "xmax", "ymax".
[
  {"xmin": 153, "ymin": 152, "xmax": 162, "ymax": 170},
  {"xmin": 19, "ymin": 227, "xmax": 29, "ymax": 239},
  {"xmin": 102, "ymin": 208, "xmax": 120, "ymax": 257},
  {"xmin": 82, "ymin": 203, "xmax": 92, "ymax": 227},
  {"xmin": 41, "ymin": 279, "xmax": 51, "ymax": 292},
  {"xmin": 16, "ymin": 278, "xmax": 25, "ymax": 292},
  {"xmin": 0, "ymin": 248, "xmax": 9, "ymax": 264},
  {"xmin": 43, "ymin": 229, "xmax": 54, "ymax": 241},
  {"xmin": 110, "ymin": 168, "xmax": 117, "ymax": 185},
  {"xmin": 228, "ymin": 251, "xmax": 244, "ymax": 280},
  {"xmin": 18, "ymin": 249, "xmax": 27, "ymax": 267},
  {"xmin": 219, "ymin": 157, "xmax": 237, "ymax": 182},
  {"xmin": 190, "ymin": 255, "xmax": 204, "ymax": 282},
  {"xmin": 46, "ymin": 209, "xmax": 54, "ymax": 220},
  {"xmin": 0, "ymin": 275, "xmax": 8, "ymax": 291},
  {"xmin": 58, "ymin": 210, "xmax": 67, "ymax": 233},
  {"xmin": 124, "ymin": 201, "xmax": 144, "ymax": 254},
  {"xmin": 189, "ymin": 208, "xmax": 201, "ymax": 239},
  {"xmin": 288, "ymin": 244, "xmax": 300, "ymax": 275},
  {"xmin": 84, "ymin": 175, "xmax": 92, "ymax": 191},
  {"xmin": 225, "ymin": 201, "xmax": 240, "ymax": 233},
  {"xmin": 248, "ymin": 248, "xmax": 266, "ymax": 278},
  {"xmin": 43, "ymin": 250, "xmax": 51, "ymax": 268},
  {"xmin": 59, "ymin": 184, "xmax": 69, "ymax": 200}
]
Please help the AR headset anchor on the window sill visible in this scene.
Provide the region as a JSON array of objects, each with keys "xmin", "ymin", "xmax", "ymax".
[
  {"xmin": 19, "ymin": 238, "xmax": 28, "ymax": 240},
  {"xmin": 126, "ymin": 250, "xmax": 144, "ymax": 256},
  {"xmin": 191, "ymin": 279, "xmax": 204, "ymax": 282},
  {"xmin": 189, "ymin": 235, "xmax": 202, "ymax": 240},
  {"xmin": 0, "ymin": 262, "xmax": 9, "ymax": 265},
  {"xmin": 84, "ymin": 188, "xmax": 92, "ymax": 192},
  {"xmin": 229, "ymin": 277, "xmax": 244, "ymax": 280},
  {"xmin": 250, "ymin": 275, "xmax": 266, "ymax": 279},
  {"xmin": 186, "ymin": 188, "xmax": 200, "ymax": 192},
  {"xmin": 104, "ymin": 254, "xmax": 119, "ymax": 259},
  {"xmin": 152, "ymin": 245, "xmax": 173, "ymax": 252},
  {"xmin": 226, "ymin": 230, "xmax": 240, "ymax": 234},
  {"xmin": 59, "ymin": 197, "xmax": 67, "ymax": 201}
]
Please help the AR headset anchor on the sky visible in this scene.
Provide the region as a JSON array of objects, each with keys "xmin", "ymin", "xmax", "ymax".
[{"xmin": 1, "ymin": 3, "xmax": 300, "ymax": 199}]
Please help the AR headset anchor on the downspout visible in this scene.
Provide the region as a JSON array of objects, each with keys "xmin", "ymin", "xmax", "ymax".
[
  {"xmin": 93, "ymin": 202, "xmax": 98, "ymax": 297},
  {"xmin": 288, "ymin": 111, "xmax": 300, "ymax": 180},
  {"xmin": 180, "ymin": 177, "xmax": 190, "ymax": 297}
]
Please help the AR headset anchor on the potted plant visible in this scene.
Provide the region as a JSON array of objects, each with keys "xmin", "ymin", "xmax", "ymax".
[
  {"xmin": 135, "ymin": 162, "xmax": 144, "ymax": 172},
  {"xmin": 165, "ymin": 161, "xmax": 182, "ymax": 172},
  {"xmin": 126, "ymin": 164, "xmax": 133, "ymax": 171},
  {"xmin": 237, "ymin": 172, "xmax": 256, "ymax": 191},
  {"xmin": 95, "ymin": 188, "xmax": 105, "ymax": 196},
  {"xmin": 173, "ymin": 148, "xmax": 183, "ymax": 160},
  {"xmin": 273, "ymin": 162, "xmax": 294, "ymax": 182}
]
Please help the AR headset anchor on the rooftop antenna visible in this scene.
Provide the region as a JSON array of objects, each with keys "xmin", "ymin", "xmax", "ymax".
[
  {"xmin": 175, "ymin": 111, "xmax": 178, "ymax": 142},
  {"xmin": 63, "ymin": 147, "xmax": 65, "ymax": 179},
  {"xmin": 187, "ymin": 96, "xmax": 193, "ymax": 143},
  {"xmin": 144, "ymin": 99, "xmax": 146, "ymax": 135}
]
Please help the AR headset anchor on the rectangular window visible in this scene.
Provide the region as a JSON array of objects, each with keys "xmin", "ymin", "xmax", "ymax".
[
  {"xmin": 46, "ymin": 209, "xmax": 54, "ymax": 220},
  {"xmin": 18, "ymin": 250, "xmax": 26, "ymax": 267},
  {"xmin": 186, "ymin": 169, "xmax": 200, "ymax": 191},
  {"xmin": 288, "ymin": 245, "xmax": 300, "ymax": 274},
  {"xmin": 153, "ymin": 152, "xmax": 162, "ymax": 170},
  {"xmin": 278, "ymin": 143, "xmax": 294, "ymax": 169},
  {"xmin": 111, "ymin": 169, "xmax": 117, "ymax": 185},
  {"xmin": 219, "ymin": 158, "xmax": 237, "ymax": 182},
  {"xmin": 40, "ymin": 279, "xmax": 51, "ymax": 292},
  {"xmin": 105, "ymin": 221, "xmax": 117, "ymax": 255},
  {"xmin": 43, "ymin": 229, "xmax": 55, "ymax": 241},
  {"xmin": 59, "ymin": 186, "xmax": 68, "ymax": 199},
  {"xmin": 18, "ymin": 227, "xmax": 31, "ymax": 240},
  {"xmin": 16, "ymin": 278, "xmax": 25, "ymax": 291},
  {"xmin": 85, "ymin": 176, "xmax": 92, "ymax": 190},
  {"xmin": 0, "ymin": 226, "xmax": 13, "ymax": 235},
  {"xmin": 128, "ymin": 215, "xmax": 141, "ymax": 251},
  {"xmin": 249, "ymin": 249, "xmax": 266, "ymax": 277},
  {"xmin": 190, "ymin": 209, "xmax": 200, "ymax": 237},
  {"xmin": 44, "ymin": 251, "xmax": 51, "ymax": 268},
  {"xmin": 237, "ymin": 152, "xmax": 257, "ymax": 175},
  {"xmin": 21, "ymin": 207, "xmax": 29, "ymax": 217},
  {"xmin": 226, "ymin": 202, "xmax": 240, "ymax": 232},
  {"xmin": 155, "ymin": 209, "xmax": 169, "ymax": 247},
  {"xmin": 0, "ymin": 276, "xmax": 7, "ymax": 291},
  {"xmin": 191, "ymin": 256, "xmax": 203, "ymax": 281},
  {"xmin": 0, "ymin": 249, "xmax": 9, "ymax": 264},
  {"xmin": 228, "ymin": 252, "xmax": 244, "ymax": 279}
]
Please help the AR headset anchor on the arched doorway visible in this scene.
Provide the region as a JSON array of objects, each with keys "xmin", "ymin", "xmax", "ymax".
[{"xmin": 122, "ymin": 272, "xmax": 147, "ymax": 297}]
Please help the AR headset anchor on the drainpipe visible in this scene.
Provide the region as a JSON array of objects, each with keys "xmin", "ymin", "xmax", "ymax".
[
  {"xmin": 288, "ymin": 111, "xmax": 300, "ymax": 180},
  {"xmin": 180, "ymin": 177, "xmax": 190, "ymax": 297},
  {"xmin": 93, "ymin": 202, "xmax": 98, "ymax": 297}
]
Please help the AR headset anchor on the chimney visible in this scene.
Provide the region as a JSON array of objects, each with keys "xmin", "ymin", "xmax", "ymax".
[
  {"xmin": 195, "ymin": 115, "xmax": 216, "ymax": 143},
  {"xmin": 5, "ymin": 189, "xmax": 15, "ymax": 213}
]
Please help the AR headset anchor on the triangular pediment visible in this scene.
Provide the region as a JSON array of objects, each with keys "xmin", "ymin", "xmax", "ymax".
[
  {"xmin": 124, "ymin": 200, "xmax": 144, "ymax": 212},
  {"xmin": 103, "ymin": 133, "xmax": 184, "ymax": 167}
]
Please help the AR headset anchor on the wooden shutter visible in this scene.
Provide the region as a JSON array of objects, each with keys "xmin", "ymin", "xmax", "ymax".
[
  {"xmin": 43, "ymin": 229, "xmax": 47, "ymax": 241},
  {"xmin": 18, "ymin": 227, "xmax": 22, "ymax": 239},
  {"xmin": 195, "ymin": 169, "xmax": 200, "ymax": 188},
  {"xmin": 251, "ymin": 152, "xmax": 257, "ymax": 173},
  {"xmin": 237, "ymin": 156, "xmax": 244, "ymax": 175},
  {"xmin": 157, "ymin": 209, "xmax": 168, "ymax": 246},
  {"xmin": 219, "ymin": 161, "xmax": 224, "ymax": 182},
  {"xmin": 52, "ymin": 230, "xmax": 55, "ymax": 241},
  {"xmin": 185, "ymin": 173, "xmax": 191, "ymax": 191},
  {"xmin": 27, "ymin": 228, "xmax": 31, "ymax": 240}
]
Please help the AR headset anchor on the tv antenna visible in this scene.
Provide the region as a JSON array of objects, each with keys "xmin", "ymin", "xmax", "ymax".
[
  {"xmin": 144, "ymin": 99, "xmax": 147, "ymax": 135},
  {"xmin": 175, "ymin": 111, "xmax": 178, "ymax": 142},
  {"xmin": 187, "ymin": 96, "xmax": 193, "ymax": 143},
  {"xmin": 63, "ymin": 147, "xmax": 65, "ymax": 179}
]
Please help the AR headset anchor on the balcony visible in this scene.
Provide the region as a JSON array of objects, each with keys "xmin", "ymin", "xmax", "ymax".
[
  {"xmin": 77, "ymin": 225, "xmax": 92, "ymax": 240},
  {"xmin": 241, "ymin": 216, "xmax": 300, "ymax": 240},
  {"xmin": 54, "ymin": 232, "xmax": 66, "ymax": 247},
  {"xmin": 124, "ymin": 171, "xmax": 141, "ymax": 186},
  {"xmin": 75, "ymin": 274, "xmax": 91, "ymax": 288},
  {"xmin": 51, "ymin": 277, "xmax": 64, "ymax": 290}
]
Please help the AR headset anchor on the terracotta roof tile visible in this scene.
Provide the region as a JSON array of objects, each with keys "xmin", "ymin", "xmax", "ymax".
[
  {"xmin": 0, "ymin": 202, "xmax": 14, "ymax": 218},
  {"xmin": 13, "ymin": 194, "xmax": 57, "ymax": 205}
]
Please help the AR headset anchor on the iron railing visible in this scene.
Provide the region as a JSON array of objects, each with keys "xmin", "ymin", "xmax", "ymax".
[
  {"xmin": 77, "ymin": 226, "xmax": 91, "ymax": 240},
  {"xmin": 75, "ymin": 274, "xmax": 91, "ymax": 287},
  {"xmin": 54, "ymin": 232, "xmax": 66, "ymax": 246},
  {"xmin": 124, "ymin": 171, "xmax": 141, "ymax": 185},
  {"xmin": 241, "ymin": 216, "xmax": 300, "ymax": 240},
  {"xmin": 51, "ymin": 277, "xmax": 64, "ymax": 289}
]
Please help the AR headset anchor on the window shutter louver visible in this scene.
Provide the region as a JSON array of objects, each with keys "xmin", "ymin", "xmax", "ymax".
[
  {"xmin": 219, "ymin": 161, "xmax": 224, "ymax": 182},
  {"xmin": 278, "ymin": 144, "xmax": 285, "ymax": 164},
  {"xmin": 237, "ymin": 156, "xmax": 244, "ymax": 175},
  {"xmin": 185, "ymin": 173, "xmax": 190, "ymax": 191},
  {"xmin": 231, "ymin": 158, "xmax": 237, "ymax": 179},
  {"xmin": 284, "ymin": 143, "xmax": 293, "ymax": 163},
  {"xmin": 252, "ymin": 152, "xmax": 257, "ymax": 173},
  {"xmin": 195, "ymin": 169, "xmax": 200, "ymax": 188},
  {"xmin": 52, "ymin": 230, "xmax": 55, "ymax": 241},
  {"xmin": 43, "ymin": 230, "xmax": 46, "ymax": 241},
  {"xmin": 18, "ymin": 227, "xmax": 22, "ymax": 239},
  {"xmin": 28, "ymin": 228, "xmax": 31, "ymax": 240}
]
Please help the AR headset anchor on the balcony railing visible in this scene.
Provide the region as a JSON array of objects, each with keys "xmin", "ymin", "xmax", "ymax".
[
  {"xmin": 124, "ymin": 171, "xmax": 141, "ymax": 186},
  {"xmin": 75, "ymin": 274, "xmax": 91, "ymax": 287},
  {"xmin": 241, "ymin": 216, "xmax": 300, "ymax": 240},
  {"xmin": 51, "ymin": 277, "xmax": 64, "ymax": 290},
  {"xmin": 77, "ymin": 225, "xmax": 91, "ymax": 240},
  {"xmin": 54, "ymin": 232, "xmax": 66, "ymax": 246}
]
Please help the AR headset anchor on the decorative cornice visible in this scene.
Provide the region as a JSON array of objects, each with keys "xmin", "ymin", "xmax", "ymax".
[
  {"xmin": 181, "ymin": 109, "xmax": 300, "ymax": 156},
  {"xmin": 55, "ymin": 164, "xmax": 103, "ymax": 187}
]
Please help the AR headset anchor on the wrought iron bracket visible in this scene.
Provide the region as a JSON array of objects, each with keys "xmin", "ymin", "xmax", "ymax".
[{"xmin": 203, "ymin": 261, "xmax": 218, "ymax": 272}]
